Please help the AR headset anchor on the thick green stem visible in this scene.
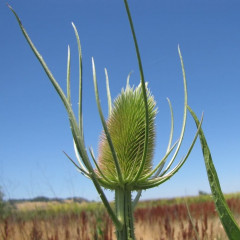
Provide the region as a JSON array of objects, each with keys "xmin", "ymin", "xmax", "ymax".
[{"xmin": 115, "ymin": 188, "xmax": 135, "ymax": 240}]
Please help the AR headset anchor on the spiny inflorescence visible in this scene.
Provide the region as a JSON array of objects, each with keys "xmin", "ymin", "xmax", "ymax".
[{"xmin": 97, "ymin": 82, "xmax": 157, "ymax": 189}]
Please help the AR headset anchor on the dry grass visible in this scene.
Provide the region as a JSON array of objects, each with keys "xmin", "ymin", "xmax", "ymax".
[
  {"xmin": 15, "ymin": 201, "xmax": 61, "ymax": 211},
  {"xmin": 0, "ymin": 215, "xmax": 229, "ymax": 240},
  {"xmin": 1, "ymin": 196, "xmax": 240, "ymax": 240}
]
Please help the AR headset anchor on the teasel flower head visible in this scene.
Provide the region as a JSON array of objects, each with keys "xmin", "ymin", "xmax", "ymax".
[
  {"xmin": 9, "ymin": 4, "xmax": 203, "ymax": 193},
  {"xmin": 97, "ymin": 82, "xmax": 157, "ymax": 189},
  {"xmin": 9, "ymin": 2, "xmax": 203, "ymax": 233}
]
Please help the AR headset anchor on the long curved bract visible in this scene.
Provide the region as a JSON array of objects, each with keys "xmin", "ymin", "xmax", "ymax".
[{"xmin": 10, "ymin": 1, "xmax": 204, "ymax": 239}]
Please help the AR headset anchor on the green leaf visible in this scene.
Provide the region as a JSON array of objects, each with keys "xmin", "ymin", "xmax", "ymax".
[{"xmin": 188, "ymin": 106, "xmax": 240, "ymax": 240}]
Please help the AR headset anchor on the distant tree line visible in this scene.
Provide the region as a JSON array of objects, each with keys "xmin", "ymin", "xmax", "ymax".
[
  {"xmin": 8, "ymin": 196, "xmax": 89, "ymax": 204},
  {"xmin": 198, "ymin": 190, "xmax": 209, "ymax": 196}
]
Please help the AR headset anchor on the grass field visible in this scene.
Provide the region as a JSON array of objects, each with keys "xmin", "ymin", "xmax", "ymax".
[{"xmin": 1, "ymin": 193, "xmax": 240, "ymax": 240}]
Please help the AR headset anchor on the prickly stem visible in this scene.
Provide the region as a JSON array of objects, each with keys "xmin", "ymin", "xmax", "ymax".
[{"xmin": 115, "ymin": 188, "xmax": 135, "ymax": 240}]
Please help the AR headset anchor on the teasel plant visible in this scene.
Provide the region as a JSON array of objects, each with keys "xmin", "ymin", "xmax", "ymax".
[{"xmin": 9, "ymin": 0, "xmax": 203, "ymax": 239}]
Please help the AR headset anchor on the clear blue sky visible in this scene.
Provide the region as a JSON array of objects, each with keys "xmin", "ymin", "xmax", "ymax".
[{"xmin": 1, "ymin": 0, "xmax": 240, "ymax": 201}]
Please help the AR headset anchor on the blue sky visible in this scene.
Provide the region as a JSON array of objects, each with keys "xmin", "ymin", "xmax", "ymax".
[{"xmin": 1, "ymin": 0, "xmax": 240, "ymax": 201}]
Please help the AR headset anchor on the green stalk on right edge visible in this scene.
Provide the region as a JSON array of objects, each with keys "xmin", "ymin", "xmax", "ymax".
[{"xmin": 188, "ymin": 106, "xmax": 240, "ymax": 240}]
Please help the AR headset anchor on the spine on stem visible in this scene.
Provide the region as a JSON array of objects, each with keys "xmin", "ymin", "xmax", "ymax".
[{"xmin": 115, "ymin": 188, "xmax": 135, "ymax": 240}]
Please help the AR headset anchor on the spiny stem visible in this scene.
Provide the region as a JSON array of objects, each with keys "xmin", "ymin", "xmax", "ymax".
[{"xmin": 115, "ymin": 188, "xmax": 135, "ymax": 240}]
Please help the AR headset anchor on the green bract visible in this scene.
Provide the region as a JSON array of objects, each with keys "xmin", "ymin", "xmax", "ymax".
[
  {"xmin": 9, "ymin": 0, "xmax": 203, "ymax": 239},
  {"xmin": 97, "ymin": 82, "xmax": 157, "ymax": 189}
]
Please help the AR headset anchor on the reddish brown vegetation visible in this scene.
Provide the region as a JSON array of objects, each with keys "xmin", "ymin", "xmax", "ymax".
[{"xmin": 1, "ymin": 197, "xmax": 239, "ymax": 240}]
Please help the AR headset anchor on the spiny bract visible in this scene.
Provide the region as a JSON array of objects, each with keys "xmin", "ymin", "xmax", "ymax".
[{"xmin": 97, "ymin": 82, "xmax": 157, "ymax": 189}]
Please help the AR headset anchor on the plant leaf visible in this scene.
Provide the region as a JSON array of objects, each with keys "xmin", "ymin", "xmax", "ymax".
[{"xmin": 188, "ymin": 106, "xmax": 240, "ymax": 240}]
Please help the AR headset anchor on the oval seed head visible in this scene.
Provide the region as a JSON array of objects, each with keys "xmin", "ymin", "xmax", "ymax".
[{"xmin": 97, "ymin": 82, "xmax": 157, "ymax": 190}]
